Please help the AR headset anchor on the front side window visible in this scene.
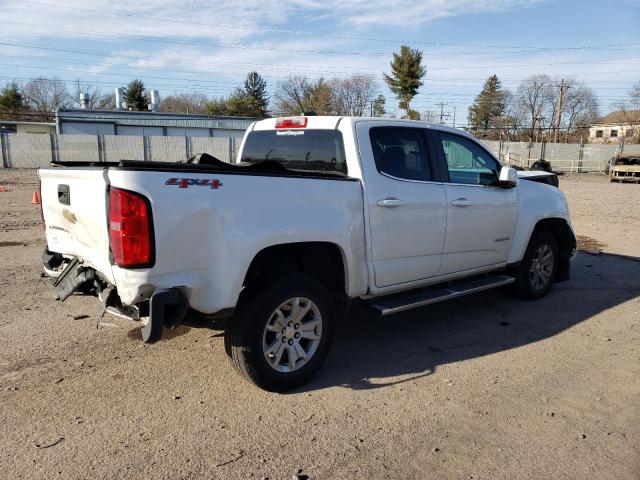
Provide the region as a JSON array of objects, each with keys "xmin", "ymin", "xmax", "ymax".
[
  {"xmin": 240, "ymin": 129, "xmax": 347, "ymax": 174},
  {"xmin": 369, "ymin": 127, "xmax": 431, "ymax": 181},
  {"xmin": 439, "ymin": 132, "xmax": 500, "ymax": 186}
]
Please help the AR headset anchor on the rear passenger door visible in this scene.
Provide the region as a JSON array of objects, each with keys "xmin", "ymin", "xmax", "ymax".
[
  {"xmin": 433, "ymin": 131, "xmax": 519, "ymax": 275},
  {"xmin": 356, "ymin": 123, "xmax": 447, "ymax": 289}
]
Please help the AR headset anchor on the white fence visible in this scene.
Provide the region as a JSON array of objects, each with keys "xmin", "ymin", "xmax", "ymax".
[
  {"xmin": 482, "ymin": 140, "xmax": 640, "ymax": 173},
  {"xmin": 2, "ymin": 132, "xmax": 639, "ymax": 172},
  {"xmin": 0, "ymin": 133, "xmax": 237, "ymax": 168}
]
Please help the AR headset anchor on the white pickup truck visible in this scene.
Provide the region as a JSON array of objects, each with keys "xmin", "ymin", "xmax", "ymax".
[{"xmin": 39, "ymin": 116, "xmax": 575, "ymax": 391}]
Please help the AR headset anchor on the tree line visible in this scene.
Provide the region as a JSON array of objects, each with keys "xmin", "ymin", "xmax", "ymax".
[
  {"xmin": 1, "ymin": 44, "xmax": 638, "ymax": 143},
  {"xmin": 467, "ymin": 74, "xmax": 603, "ymax": 142}
]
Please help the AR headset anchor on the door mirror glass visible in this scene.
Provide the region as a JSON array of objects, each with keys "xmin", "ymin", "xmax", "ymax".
[{"xmin": 498, "ymin": 166, "xmax": 518, "ymax": 188}]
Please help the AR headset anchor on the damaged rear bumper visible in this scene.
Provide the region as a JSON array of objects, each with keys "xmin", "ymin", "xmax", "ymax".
[{"xmin": 46, "ymin": 252, "xmax": 189, "ymax": 343}]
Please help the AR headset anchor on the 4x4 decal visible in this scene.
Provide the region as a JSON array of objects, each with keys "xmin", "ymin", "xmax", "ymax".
[{"xmin": 165, "ymin": 178, "xmax": 223, "ymax": 189}]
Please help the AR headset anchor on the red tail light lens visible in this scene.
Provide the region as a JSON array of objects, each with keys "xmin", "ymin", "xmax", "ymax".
[
  {"xmin": 275, "ymin": 117, "xmax": 307, "ymax": 129},
  {"xmin": 109, "ymin": 188, "xmax": 153, "ymax": 268}
]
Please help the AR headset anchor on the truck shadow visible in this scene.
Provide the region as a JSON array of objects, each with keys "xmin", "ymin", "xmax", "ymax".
[{"xmin": 299, "ymin": 252, "xmax": 640, "ymax": 392}]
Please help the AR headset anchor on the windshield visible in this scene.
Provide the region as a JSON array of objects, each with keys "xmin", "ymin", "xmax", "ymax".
[{"xmin": 240, "ymin": 129, "xmax": 347, "ymax": 174}]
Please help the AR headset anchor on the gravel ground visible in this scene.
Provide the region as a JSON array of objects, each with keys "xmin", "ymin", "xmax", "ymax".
[{"xmin": 0, "ymin": 169, "xmax": 638, "ymax": 480}]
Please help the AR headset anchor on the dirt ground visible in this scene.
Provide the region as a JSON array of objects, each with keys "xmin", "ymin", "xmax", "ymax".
[{"xmin": 0, "ymin": 169, "xmax": 638, "ymax": 480}]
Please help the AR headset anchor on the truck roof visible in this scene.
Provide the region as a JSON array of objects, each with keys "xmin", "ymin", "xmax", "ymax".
[{"xmin": 249, "ymin": 115, "xmax": 476, "ymax": 140}]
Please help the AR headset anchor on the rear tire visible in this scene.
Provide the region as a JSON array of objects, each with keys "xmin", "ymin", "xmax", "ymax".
[
  {"xmin": 513, "ymin": 231, "xmax": 558, "ymax": 300},
  {"xmin": 225, "ymin": 274, "xmax": 335, "ymax": 392}
]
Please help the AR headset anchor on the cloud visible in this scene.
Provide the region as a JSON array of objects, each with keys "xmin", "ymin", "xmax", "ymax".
[
  {"xmin": 301, "ymin": 0, "xmax": 549, "ymax": 28},
  {"xmin": 0, "ymin": 0, "xmax": 549, "ymax": 42}
]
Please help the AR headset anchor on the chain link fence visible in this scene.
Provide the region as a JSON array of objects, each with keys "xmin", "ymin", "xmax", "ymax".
[
  {"xmin": 482, "ymin": 140, "xmax": 637, "ymax": 172},
  {"xmin": 1, "ymin": 132, "xmax": 638, "ymax": 172},
  {"xmin": 0, "ymin": 133, "xmax": 237, "ymax": 168}
]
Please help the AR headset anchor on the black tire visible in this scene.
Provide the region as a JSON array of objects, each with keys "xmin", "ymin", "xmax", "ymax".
[
  {"xmin": 225, "ymin": 274, "xmax": 335, "ymax": 392},
  {"xmin": 513, "ymin": 231, "xmax": 558, "ymax": 300}
]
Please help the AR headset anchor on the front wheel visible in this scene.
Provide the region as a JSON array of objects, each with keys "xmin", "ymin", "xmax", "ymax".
[
  {"xmin": 513, "ymin": 231, "xmax": 558, "ymax": 300},
  {"xmin": 225, "ymin": 274, "xmax": 335, "ymax": 392}
]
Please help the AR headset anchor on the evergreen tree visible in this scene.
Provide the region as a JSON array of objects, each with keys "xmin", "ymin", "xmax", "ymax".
[
  {"xmin": 372, "ymin": 95, "xmax": 386, "ymax": 117},
  {"xmin": 204, "ymin": 97, "xmax": 229, "ymax": 116},
  {"xmin": 243, "ymin": 71, "xmax": 269, "ymax": 117},
  {"xmin": 467, "ymin": 75, "xmax": 506, "ymax": 135},
  {"xmin": 225, "ymin": 88, "xmax": 254, "ymax": 116},
  {"xmin": 124, "ymin": 79, "xmax": 149, "ymax": 111},
  {"xmin": 383, "ymin": 45, "xmax": 426, "ymax": 119},
  {"xmin": 0, "ymin": 82, "xmax": 26, "ymax": 119}
]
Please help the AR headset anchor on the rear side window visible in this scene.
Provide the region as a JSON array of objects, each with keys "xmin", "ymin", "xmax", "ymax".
[
  {"xmin": 240, "ymin": 130, "xmax": 347, "ymax": 174},
  {"xmin": 369, "ymin": 127, "xmax": 432, "ymax": 181}
]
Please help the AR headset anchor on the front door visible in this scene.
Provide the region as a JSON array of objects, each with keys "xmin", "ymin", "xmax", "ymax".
[
  {"xmin": 357, "ymin": 124, "xmax": 447, "ymax": 288},
  {"xmin": 434, "ymin": 131, "xmax": 519, "ymax": 275}
]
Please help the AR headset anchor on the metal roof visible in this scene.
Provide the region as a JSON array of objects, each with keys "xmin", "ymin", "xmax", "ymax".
[
  {"xmin": 56, "ymin": 109, "xmax": 256, "ymax": 130},
  {"xmin": 0, "ymin": 120, "xmax": 56, "ymax": 126}
]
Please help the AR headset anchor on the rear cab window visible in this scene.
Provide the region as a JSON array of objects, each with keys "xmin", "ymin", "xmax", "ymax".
[
  {"xmin": 240, "ymin": 129, "xmax": 347, "ymax": 174},
  {"xmin": 369, "ymin": 127, "xmax": 432, "ymax": 181}
]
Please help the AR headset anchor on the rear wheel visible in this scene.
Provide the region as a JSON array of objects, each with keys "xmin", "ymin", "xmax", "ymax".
[
  {"xmin": 225, "ymin": 274, "xmax": 335, "ymax": 392},
  {"xmin": 513, "ymin": 231, "xmax": 558, "ymax": 300}
]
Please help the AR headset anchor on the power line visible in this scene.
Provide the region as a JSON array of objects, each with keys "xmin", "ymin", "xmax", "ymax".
[
  {"xmin": 5, "ymin": 21, "xmax": 640, "ymax": 59},
  {"xmin": 13, "ymin": 0, "xmax": 640, "ymax": 52},
  {"xmin": 2, "ymin": 51, "xmax": 635, "ymax": 87},
  {"xmin": 1, "ymin": 40, "xmax": 639, "ymax": 76}
]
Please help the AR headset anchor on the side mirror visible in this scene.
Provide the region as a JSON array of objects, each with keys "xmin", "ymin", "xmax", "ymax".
[{"xmin": 498, "ymin": 166, "xmax": 518, "ymax": 188}]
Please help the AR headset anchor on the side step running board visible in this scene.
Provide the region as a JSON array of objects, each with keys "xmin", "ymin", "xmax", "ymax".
[{"xmin": 370, "ymin": 275, "xmax": 515, "ymax": 316}]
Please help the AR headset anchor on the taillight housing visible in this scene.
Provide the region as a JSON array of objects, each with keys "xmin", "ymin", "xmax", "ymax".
[
  {"xmin": 109, "ymin": 188, "xmax": 154, "ymax": 268},
  {"xmin": 275, "ymin": 117, "xmax": 307, "ymax": 129}
]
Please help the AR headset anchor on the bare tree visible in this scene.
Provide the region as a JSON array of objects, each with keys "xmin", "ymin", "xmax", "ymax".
[
  {"xmin": 631, "ymin": 80, "xmax": 640, "ymax": 105},
  {"xmin": 516, "ymin": 75, "xmax": 554, "ymax": 141},
  {"xmin": 159, "ymin": 93, "xmax": 209, "ymax": 114},
  {"xmin": 24, "ymin": 77, "xmax": 71, "ymax": 121},
  {"xmin": 558, "ymin": 81, "xmax": 599, "ymax": 141},
  {"xmin": 615, "ymin": 80, "xmax": 640, "ymax": 142},
  {"xmin": 329, "ymin": 75, "xmax": 378, "ymax": 116},
  {"xmin": 274, "ymin": 76, "xmax": 334, "ymax": 115},
  {"xmin": 274, "ymin": 76, "xmax": 312, "ymax": 114},
  {"xmin": 73, "ymin": 80, "xmax": 112, "ymax": 110}
]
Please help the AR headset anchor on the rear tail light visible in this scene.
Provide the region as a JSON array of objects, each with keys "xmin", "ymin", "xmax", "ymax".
[
  {"xmin": 109, "ymin": 188, "xmax": 153, "ymax": 268},
  {"xmin": 275, "ymin": 117, "xmax": 307, "ymax": 129}
]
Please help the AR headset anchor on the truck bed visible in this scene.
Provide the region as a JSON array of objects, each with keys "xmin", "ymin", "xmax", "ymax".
[{"xmin": 39, "ymin": 161, "xmax": 365, "ymax": 315}]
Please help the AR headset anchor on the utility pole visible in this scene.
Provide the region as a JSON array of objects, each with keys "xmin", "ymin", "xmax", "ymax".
[
  {"xmin": 452, "ymin": 106, "xmax": 456, "ymax": 128},
  {"xmin": 435, "ymin": 102, "xmax": 448, "ymax": 125},
  {"xmin": 553, "ymin": 79, "xmax": 570, "ymax": 143},
  {"xmin": 534, "ymin": 115, "xmax": 545, "ymax": 143}
]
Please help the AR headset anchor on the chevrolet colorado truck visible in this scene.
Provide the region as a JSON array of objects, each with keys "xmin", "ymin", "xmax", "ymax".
[{"xmin": 39, "ymin": 116, "xmax": 576, "ymax": 391}]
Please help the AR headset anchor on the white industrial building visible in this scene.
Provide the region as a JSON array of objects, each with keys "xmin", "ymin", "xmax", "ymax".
[{"xmin": 55, "ymin": 109, "xmax": 255, "ymax": 141}]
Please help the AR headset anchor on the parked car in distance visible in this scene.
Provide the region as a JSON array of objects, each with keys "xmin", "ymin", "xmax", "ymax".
[{"xmin": 609, "ymin": 155, "xmax": 640, "ymax": 182}]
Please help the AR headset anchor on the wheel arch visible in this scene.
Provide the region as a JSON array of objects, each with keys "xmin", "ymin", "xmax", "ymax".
[
  {"xmin": 528, "ymin": 218, "xmax": 576, "ymax": 261},
  {"xmin": 508, "ymin": 214, "xmax": 575, "ymax": 265},
  {"xmin": 242, "ymin": 241, "xmax": 349, "ymax": 302}
]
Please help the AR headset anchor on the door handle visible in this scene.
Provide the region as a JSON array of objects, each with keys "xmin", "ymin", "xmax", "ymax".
[
  {"xmin": 377, "ymin": 198, "xmax": 404, "ymax": 208},
  {"xmin": 451, "ymin": 198, "xmax": 471, "ymax": 207}
]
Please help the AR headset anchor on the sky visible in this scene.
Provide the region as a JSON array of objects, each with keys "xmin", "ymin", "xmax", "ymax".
[{"xmin": 1, "ymin": 0, "xmax": 639, "ymax": 124}]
